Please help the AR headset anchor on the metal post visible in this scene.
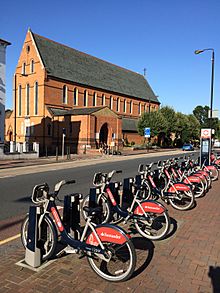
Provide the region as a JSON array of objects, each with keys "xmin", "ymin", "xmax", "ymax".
[{"xmin": 62, "ymin": 133, "xmax": 65, "ymax": 159}]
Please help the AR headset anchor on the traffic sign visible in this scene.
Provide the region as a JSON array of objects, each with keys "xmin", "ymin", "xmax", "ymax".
[
  {"xmin": 144, "ymin": 127, "xmax": 151, "ymax": 138},
  {"xmin": 201, "ymin": 128, "xmax": 211, "ymax": 139}
]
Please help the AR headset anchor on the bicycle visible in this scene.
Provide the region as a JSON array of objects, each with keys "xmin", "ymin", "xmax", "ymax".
[
  {"xmin": 82, "ymin": 170, "xmax": 170, "ymax": 241},
  {"xmin": 21, "ymin": 179, "xmax": 136, "ymax": 282},
  {"xmin": 137, "ymin": 162, "xmax": 195, "ymax": 211}
]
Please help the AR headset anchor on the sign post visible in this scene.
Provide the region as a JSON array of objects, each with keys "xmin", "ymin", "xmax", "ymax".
[
  {"xmin": 200, "ymin": 128, "xmax": 211, "ymax": 166},
  {"xmin": 144, "ymin": 128, "xmax": 151, "ymax": 152}
]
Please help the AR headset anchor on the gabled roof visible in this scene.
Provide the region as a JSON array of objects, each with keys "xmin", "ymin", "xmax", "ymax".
[
  {"xmin": 32, "ymin": 32, "xmax": 159, "ymax": 104},
  {"xmin": 48, "ymin": 106, "xmax": 110, "ymax": 116}
]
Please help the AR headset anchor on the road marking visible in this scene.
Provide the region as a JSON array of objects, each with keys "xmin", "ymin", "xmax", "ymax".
[
  {"xmin": 0, "ymin": 233, "xmax": 21, "ymax": 245},
  {"xmin": 0, "ymin": 175, "xmax": 15, "ymax": 179}
]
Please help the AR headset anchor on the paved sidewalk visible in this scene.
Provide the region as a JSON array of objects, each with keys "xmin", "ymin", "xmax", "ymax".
[{"xmin": 0, "ymin": 178, "xmax": 220, "ymax": 292}]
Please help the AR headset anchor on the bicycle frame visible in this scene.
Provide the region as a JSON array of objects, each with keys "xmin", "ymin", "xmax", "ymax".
[{"xmin": 43, "ymin": 198, "xmax": 129, "ymax": 258}]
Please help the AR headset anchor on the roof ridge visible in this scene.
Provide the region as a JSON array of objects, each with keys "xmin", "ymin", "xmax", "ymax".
[{"xmin": 32, "ymin": 32, "xmax": 144, "ymax": 78}]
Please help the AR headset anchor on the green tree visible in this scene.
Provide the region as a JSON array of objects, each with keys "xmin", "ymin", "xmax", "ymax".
[
  {"xmin": 193, "ymin": 105, "xmax": 210, "ymax": 127},
  {"xmin": 175, "ymin": 112, "xmax": 190, "ymax": 145},
  {"xmin": 137, "ymin": 111, "xmax": 168, "ymax": 139},
  {"xmin": 160, "ymin": 106, "xmax": 177, "ymax": 135},
  {"xmin": 187, "ymin": 114, "xmax": 200, "ymax": 140}
]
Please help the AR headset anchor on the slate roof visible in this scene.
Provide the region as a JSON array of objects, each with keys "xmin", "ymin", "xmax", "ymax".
[
  {"xmin": 48, "ymin": 106, "xmax": 106, "ymax": 116},
  {"xmin": 32, "ymin": 32, "xmax": 159, "ymax": 104},
  {"xmin": 122, "ymin": 118, "xmax": 138, "ymax": 132}
]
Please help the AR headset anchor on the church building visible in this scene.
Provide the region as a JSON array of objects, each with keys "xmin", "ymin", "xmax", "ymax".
[{"xmin": 5, "ymin": 29, "xmax": 160, "ymax": 155}]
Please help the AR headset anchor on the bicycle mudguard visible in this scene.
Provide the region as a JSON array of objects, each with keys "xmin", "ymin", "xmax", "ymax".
[
  {"xmin": 133, "ymin": 200, "xmax": 165, "ymax": 215},
  {"xmin": 183, "ymin": 176, "xmax": 201, "ymax": 184},
  {"xmin": 196, "ymin": 171, "xmax": 209, "ymax": 177},
  {"xmin": 86, "ymin": 224, "xmax": 129, "ymax": 246},
  {"xmin": 206, "ymin": 165, "xmax": 217, "ymax": 170},
  {"xmin": 168, "ymin": 183, "xmax": 191, "ymax": 193},
  {"xmin": 214, "ymin": 159, "xmax": 220, "ymax": 165}
]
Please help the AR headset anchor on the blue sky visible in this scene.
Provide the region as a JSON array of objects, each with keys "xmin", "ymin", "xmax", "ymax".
[{"xmin": 1, "ymin": 0, "xmax": 220, "ymax": 114}]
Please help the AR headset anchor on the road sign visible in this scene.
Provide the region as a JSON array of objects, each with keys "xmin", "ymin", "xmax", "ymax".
[
  {"xmin": 201, "ymin": 128, "xmax": 211, "ymax": 139},
  {"xmin": 144, "ymin": 127, "xmax": 151, "ymax": 138}
]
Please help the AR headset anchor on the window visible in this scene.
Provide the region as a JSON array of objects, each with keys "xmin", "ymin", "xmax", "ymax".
[
  {"xmin": 123, "ymin": 99, "xmax": 127, "ymax": 113},
  {"xmin": 129, "ymin": 101, "xmax": 133, "ymax": 114},
  {"xmin": 102, "ymin": 94, "xmax": 105, "ymax": 106},
  {"xmin": 116, "ymin": 98, "xmax": 120, "ymax": 112},
  {"xmin": 110, "ymin": 96, "xmax": 113, "ymax": 109},
  {"xmin": 63, "ymin": 85, "xmax": 68, "ymax": 104},
  {"xmin": 93, "ymin": 92, "xmax": 97, "ymax": 106},
  {"xmin": 22, "ymin": 62, "xmax": 26, "ymax": 75},
  {"xmin": 26, "ymin": 84, "xmax": 30, "ymax": 116},
  {"xmin": 18, "ymin": 85, "xmax": 22, "ymax": 116},
  {"xmin": 84, "ymin": 90, "xmax": 88, "ymax": 106},
  {"xmin": 30, "ymin": 59, "xmax": 34, "ymax": 73},
  {"xmin": 138, "ymin": 102, "xmax": 141, "ymax": 115},
  {"xmin": 73, "ymin": 88, "xmax": 78, "ymax": 106},
  {"xmin": 34, "ymin": 82, "xmax": 38, "ymax": 115},
  {"xmin": 47, "ymin": 124, "xmax": 51, "ymax": 136}
]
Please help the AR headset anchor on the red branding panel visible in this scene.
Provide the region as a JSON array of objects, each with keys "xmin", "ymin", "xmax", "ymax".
[
  {"xmin": 184, "ymin": 176, "xmax": 201, "ymax": 184},
  {"xmin": 134, "ymin": 201, "xmax": 164, "ymax": 215},
  {"xmin": 51, "ymin": 207, "xmax": 64, "ymax": 232},
  {"xmin": 206, "ymin": 165, "xmax": 216, "ymax": 170},
  {"xmin": 168, "ymin": 183, "xmax": 190, "ymax": 193},
  {"xmin": 86, "ymin": 226, "xmax": 127, "ymax": 246},
  {"xmin": 106, "ymin": 188, "xmax": 117, "ymax": 206}
]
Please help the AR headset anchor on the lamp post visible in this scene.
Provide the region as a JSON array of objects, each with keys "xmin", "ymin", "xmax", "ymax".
[{"xmin": 194, "ymin": 48, "xmax": 215, "ymax": 127}]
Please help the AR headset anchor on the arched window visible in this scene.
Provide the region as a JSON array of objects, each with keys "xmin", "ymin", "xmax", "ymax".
[
  {"xmin": 18, "ymin": 85, "xmax": 22, "ymax": 116},
  {"xmin": 22, "ymin": 62, "xmax": 26, "ymax": 75},
  {"xmin": 26, "ymin": 83, "xmax": 30, "ymax": 115},
  {"xmin": 123, "ymin": 99, "xmax": 127, "ymax": 113},
  {"xmin": 47, "ymin": 124, "xmax": 51, "ymax": 136},
  {"xmin": 102, "ymin": 94, "xmax": 105, "ymax": 106},
  {"xmin": 73, "ymin": 88, "xmax": 78, "ymax": 106},
  {"xmin": 138, "ymin": 102, "xmax": 141, "ymax": 115},
  {"xmin": 110, "ymin": 96, "xmax": 113, "ymax": 109},
  {"xmin": 34, "ymin": 82, "xmax": 38, "ymax": 115},
  {"xmin": 116, "ymin": 98, "xmax": 120, "ymax": 112},
  {"xmin": 30, "ymin": 59, "xmax": 34, "ymax": 73},
  {"xmin": 93, "ymin": 92, "xmax": 97, "ymax": 106},
  {"xmin": 62, "ymin": 85, "xmax": 68, "ymax": 104},
  {"xmin": 129, "ymin": 101, "xmax": 133, "ymax": 114},
  {"xmin": 84, "ymin": 90, "xmax": 88, "ymax": 106}
]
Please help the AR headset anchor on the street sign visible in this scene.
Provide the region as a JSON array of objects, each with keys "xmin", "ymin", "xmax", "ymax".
[
  {"xmin": 144, "ymin": 127, "xmax": 151, "ymax": 138},
  {"xmin": 201, "ymin": 128, "xmax": 211, "ymax": 139}
]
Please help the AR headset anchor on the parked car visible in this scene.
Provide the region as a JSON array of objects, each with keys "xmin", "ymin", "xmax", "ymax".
[{"xmin": 182, "ymin": 143, "xmax": 194, "ymax": 151}]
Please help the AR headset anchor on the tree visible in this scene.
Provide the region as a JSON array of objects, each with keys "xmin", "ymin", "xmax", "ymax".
[
  {"xmin": 160, "ymin": 106, "xmax": 177, "ymax": 135},
  {"xmin": 187, "ymin": 114, "xmax": 200, "ymax": 140},
  {"xmin": 193, "ymin": 105, "xmax": 210, "ymax": 127},
  {"xmin": 175, "ymin": 112, "xmax": 190, "ymax": 146},
  {"xmin": 137, "ymin": 111, "xmax": 168, "ymax": 140}
]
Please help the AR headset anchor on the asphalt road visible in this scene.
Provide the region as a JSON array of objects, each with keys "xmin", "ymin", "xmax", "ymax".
[{"xmin": 0, "ymin": 150, "xmax": 197, "ymax": 222}]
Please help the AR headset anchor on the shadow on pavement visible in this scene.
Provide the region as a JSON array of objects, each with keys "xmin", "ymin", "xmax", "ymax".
[
  {"xmin": 208, "ymin": 266, "xmax": 220, "ymax": 293},
  {"xmin": 14, "ymin": 196, "xmax": 32, "ymax": 203},
  {"xmin": 164, "ymin": 217, "xmax": 178, "ymax": 240},
  {"xmin": 131, "ymin": 236, "xmax": 154, "ymax": 278}
]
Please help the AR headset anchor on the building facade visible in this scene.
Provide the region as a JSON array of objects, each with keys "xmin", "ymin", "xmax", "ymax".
[{"xmin": 5, "ymin": 29, "xmax": 160, "ymax": 155}]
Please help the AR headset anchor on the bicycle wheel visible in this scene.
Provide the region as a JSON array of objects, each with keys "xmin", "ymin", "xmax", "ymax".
[
  {"xmin": 193, "ymin": 181, "xmax": 205, "ymax": 198},
  {"xmin": 141, "ymin": 180, "xmax": 151, "ymax": 200},
  {"xmin": 81, "ymin": 194, "xmax": 111, "ymax": 224},
  {"xmin": 168, "ymin": 190, "xmax": 195, "ymax": 211},
  {"xmin": 209, "ymin": 166, "xmax": 219, "ymax": 181},
  {"xmin": 87, "ymin": 239, "xmax": 136, "ymax": 282},
  {"xmin": 21, "ymin": 214, "xmax": 57, "ymax": 261},
  {"xmin": 134, "ymin": 209, "xmax": 170, "ymax": 240}
]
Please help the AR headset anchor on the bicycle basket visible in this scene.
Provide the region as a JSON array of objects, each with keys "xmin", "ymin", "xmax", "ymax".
[
  {"xmin": 93, "ymin": 172, "xmax": 105, "ymax": 186},
  {"xmin": 32, "ymin": 183, "xmax": 49, "ymax": 204}
]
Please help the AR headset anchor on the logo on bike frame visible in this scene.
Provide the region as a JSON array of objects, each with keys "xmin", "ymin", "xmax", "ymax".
[
  {"xmin": 106, "ymin": 188, "xmax": 117, "ymax": 206},
  {"xmin": 51, "ymin": 207, "xmax": 64, "ymax": 232}
]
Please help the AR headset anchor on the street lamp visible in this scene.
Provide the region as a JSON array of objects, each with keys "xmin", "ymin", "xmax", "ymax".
[{"xmin": 194, "ymin": 48, "xmax": 215, "ymax": 127}]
